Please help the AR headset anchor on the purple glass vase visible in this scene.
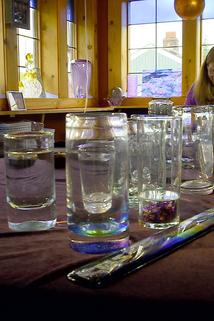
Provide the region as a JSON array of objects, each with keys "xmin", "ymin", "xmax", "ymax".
[{"xmin": 70, "ymin": 59, "xmax": 92, "ymax": 98}]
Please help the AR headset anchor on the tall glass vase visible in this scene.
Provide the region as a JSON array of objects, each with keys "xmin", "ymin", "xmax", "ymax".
[{"xmin": 70, "ymin": 59, "xmax": 92, "ymax": 98}]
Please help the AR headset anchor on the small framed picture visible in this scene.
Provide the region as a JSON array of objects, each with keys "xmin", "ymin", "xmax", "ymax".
[{"xmin": 6, "ymin": 91, "xmax": 26, "ymax": 111}]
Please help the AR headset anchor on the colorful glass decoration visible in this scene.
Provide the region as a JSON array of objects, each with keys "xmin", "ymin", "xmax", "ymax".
[{"xmin": 19, "ymin": 53, "xmax": 45, "ymax": 98}]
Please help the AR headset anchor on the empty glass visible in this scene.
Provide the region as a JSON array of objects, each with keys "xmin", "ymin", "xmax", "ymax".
[
  {"xmin": 173, "ymin": 106, "xmax": 213, "ymax": 195},
  {"xmin": 148, "ymin": 98, "xmax": 174, "ymax": 115},
  {"xmin": 78, "ymin": 141, "xmax": 115, "ymax": 214},
  {"xmin": 127, "ymin": 118, "xmax": 138, "ymax": 208},
  {"xmin": 70, "ymin": 59, "xmax": 92, "ymax": 98}
]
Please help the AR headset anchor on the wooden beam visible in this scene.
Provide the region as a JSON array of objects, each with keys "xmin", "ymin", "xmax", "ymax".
[
  {"xmin": 40, "ymin": 0, "xmax": 58, "ymax": 96},
  {"xmin": 182, "ymin": 19, "xmax": 200, "ymax": 96},
  {"xmin": 108, "ymin": 0, "xmax": 127, "ymax": 96},
  {"xmin": 76, "ymin": 0, "xmax": 98, "ymax": 99},
  {"xmin": 0, "ymin": 0, "xmax": 6, "ymax": 95},
  {"xmin": 2, "ymin": 0, "xmax": 18, "ymax": 91},
  {"xmin": 57, "ymin": 0, "xmax": 68, "ymax": 98}
]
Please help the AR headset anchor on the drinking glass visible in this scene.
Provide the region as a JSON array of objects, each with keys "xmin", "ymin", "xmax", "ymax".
[
  {"xmin": 78, "ymin": 141, "xmax": 115, "ymax": 214},
  {"xmin": 137, "ymin": 116, "xmax": 182, "ymax": 229},
  {"xmin": 3, "ymin": 131, "xmax": 56, "ymax": 231},
  {"xmin": 127, "ymin": 118, "xmax": 138, "ymax": 208},
  {"xmin": 173, "ymin": 106, "xmax": 213, "ymax": 195},
  {"xmin": 148, "ymin": 98, "xmax": 174, "ymax": 115},
  {"xmin": 66, "ymin": 113, "xmax": 129, "ymax": 254}
]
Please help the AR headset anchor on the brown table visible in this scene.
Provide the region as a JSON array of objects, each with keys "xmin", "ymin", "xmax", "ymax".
[{"xmin": 0, "ymin": 159, "xmax": 214, "ymax": 321}]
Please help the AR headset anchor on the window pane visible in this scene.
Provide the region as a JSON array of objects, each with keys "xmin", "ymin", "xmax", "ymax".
[
  {"xmin": 67, "ymin": 48, "xmax": 77, "ymax": 72},
  {"xmin": 17, "ymin": 8, "xmax": 38, "ymax": 39},
  {"xmin": 157, "ymin": 47, "xmax": 182, "ymax": 69},
  {"xmin": 157, "ymin": 22, "xmax": 182, "ymax": 48},
  {"xmin": 67, "ymin": 0, "xmax": 75, "ymax": 22},
  {"xmin": 128, "ymin": 24, "xmax": 155, "ymax": 49},
  {"xmin": 128, "ymin": 0, "xmax": 183, "ymax": 97},
  {"xmin": 18, "ymin": 67, "xmax": 26, "ymax": 82},
  {"xmin": 201, "ymin": 45, "xmax": 214, "ymax": 61},
  {"xmin": 129, "ymin": 48, "xmax": 155, "ymax": 73},
  {"xmin": 30, "ymin": 0, "xmax": 37, "ymax": 9},
  {"xmin": 157, "ymin": 0, "xmax": 181, "ymax": 22},
  {"xmin": 128, "ymin": 0, "xmax": 155, "ymax": 25},
  {"xmin": 128, "ymin": 73, "xmax": 143, "ymax": 97},
  {"xmin": 18, "ymin": 36, "xmax": 39, "ymax": 67},
  {"xmin": 202, "ymin": 0, "xmax": 214, "ymax": 19},
  {"xmin": 67, "ymin": 21, "xmax": 76, "ymax": 47},
  {"xmin": 202, "ymin": 19, "xmax": 214, "ymax": 45}
]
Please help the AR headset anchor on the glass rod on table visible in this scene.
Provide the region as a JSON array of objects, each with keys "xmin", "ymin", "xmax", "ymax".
[{"xmin": 67, "ymin": 208, "xmax": 214, "ymax": 288}]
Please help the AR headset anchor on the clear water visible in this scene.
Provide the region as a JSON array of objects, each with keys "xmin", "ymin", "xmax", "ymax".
[
  {"xmin": 66, "ymin": 145, "xmax": 129, "ymax": 253},
  {"xmin": 139, "ymin": 189, "xmax": 179, "ymax": 229},
  {"xmin": 5, "ymin": 150, "xmax": 56, "ymax": 231}
]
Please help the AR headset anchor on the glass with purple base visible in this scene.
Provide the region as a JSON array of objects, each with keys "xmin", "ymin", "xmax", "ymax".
[
  {"xmin": 66, "ymin": 113, "xmax": 129, "ymax": 254},
  {"xmin": 137, "ymin": 116, "xmax": 182, "ymax": 229}
]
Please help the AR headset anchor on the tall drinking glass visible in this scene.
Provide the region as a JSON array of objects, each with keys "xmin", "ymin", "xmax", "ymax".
[
  {"xmin": 66, "ymin": 113, "xmax": 129, "ymax": 254},
  {"xmin": 137, "ymin": 116, "xmax": 182, "ymax": 229},
  {"xmin": 127, "ymin": 118, "xmax": 138, "ymax": 208},
  {"xmin": 173, "ymin": 106, "xmax": 213, "ymax": 195}
]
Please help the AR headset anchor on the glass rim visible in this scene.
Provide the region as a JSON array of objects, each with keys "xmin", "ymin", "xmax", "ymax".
[
  {"xmin": 134, "ymin": 115, "xmax": 181, "ymax": 121},
  {"xmin": 173, "ymin": 105, "xmax": 213, "ymax": 109},
  {"xmin": 3, "ymin": 131, "xmax": 54, "ymax": 140},
  {"xmin": 66, "ymin": 112, "xmax": 127, "ymax": 119}
]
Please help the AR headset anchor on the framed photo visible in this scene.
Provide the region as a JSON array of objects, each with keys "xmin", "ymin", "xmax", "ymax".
[{"xmin": 6, "ymin": 91, "xmax": 26, "ymax": 111}]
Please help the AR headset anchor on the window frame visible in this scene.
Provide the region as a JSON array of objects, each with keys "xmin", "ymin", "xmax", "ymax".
[{"xmin": 107, "ymin": 0, "xmax": 201, "ymax": 107}]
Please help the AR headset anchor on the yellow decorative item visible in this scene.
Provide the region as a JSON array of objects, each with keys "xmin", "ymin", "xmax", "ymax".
[
  {"xmin": 174, "ymin": 0, "xmax": 205, "ymax": 20},
  {"xmin": 19, "ymin": 53, "xmax": 46, "ymax": 98}
]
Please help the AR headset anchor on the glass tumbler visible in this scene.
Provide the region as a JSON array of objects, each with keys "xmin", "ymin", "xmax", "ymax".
[
  {"xmin": 66, "ymin": 113, "xmax": 129, "ymax": 254},
  {"xmin": 173, "ymin": 106, "xmax": 213, "ymax": 195},
  {"xmin": 127, "ymin": 118, "xmax": 139, "ymax": 208},
  {"xmin": 137, "ymin": 116, "xmax": 182, "ymax": 229},
  {"xmin": 4, "ymin": 131, "xmax": 56, "ymax": 231}
]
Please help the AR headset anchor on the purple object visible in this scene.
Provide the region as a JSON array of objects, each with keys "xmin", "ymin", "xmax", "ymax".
[
  {"xmin": 70, "ymin": 59, "xmax": 92, "ymax": 98},
  {"xmin": 184, "ymin": 84, "xmax": 197, "ymax": 106},
  {"xmin": 128, "ymin": 74, "xmax": 138, "ymax": 97}
]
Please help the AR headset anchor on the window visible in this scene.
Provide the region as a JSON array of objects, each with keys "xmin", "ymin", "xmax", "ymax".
[
  {"xmin": 201, "ymin": 0, "xmax": 214, "ymax": 61},
  {"xmin": 67, "ymin": 0, "xmax": 77, "ymax": 97},
  {"xmin": 17, "ymin": 0, "xmax": 40, "ymax": 85},
  {"xmin": 128, "ymin": 0, "xmax": 182, "ymax": 98}
]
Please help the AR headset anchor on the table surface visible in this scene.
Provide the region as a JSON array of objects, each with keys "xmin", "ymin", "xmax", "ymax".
[{"xmin": 0, "ymin": 159, "xmax": 214, "ymax": 321}]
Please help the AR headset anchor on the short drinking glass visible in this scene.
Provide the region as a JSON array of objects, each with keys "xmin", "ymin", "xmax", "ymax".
[{"xmin": 4, "ymin": 131, "xmax": 56, "ymax": 231}]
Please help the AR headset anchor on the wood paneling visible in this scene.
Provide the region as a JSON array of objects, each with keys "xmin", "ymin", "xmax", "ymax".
[
  {"xmin": 0, "ymin": 0, "xmax": 5, "ymax": 95},
  {"xmin": 40, "ymin": 0, "xmax": 58, "ymax": 96},
  {"xmin": 76, "ymin": 0, "xmax": 98, "ymax": 99}
]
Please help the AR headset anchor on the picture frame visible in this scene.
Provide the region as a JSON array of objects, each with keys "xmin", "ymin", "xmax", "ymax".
[{"xmin": 6, "ymin": 91, "xmax": 27, "ymax": 111}]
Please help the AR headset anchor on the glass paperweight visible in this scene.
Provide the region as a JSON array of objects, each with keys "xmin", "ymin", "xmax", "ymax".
[{"xmin": 106, "ymin": 87, "xmax": 125, "ymax": 106}]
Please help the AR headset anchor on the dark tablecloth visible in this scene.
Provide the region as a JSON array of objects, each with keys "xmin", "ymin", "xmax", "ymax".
[{"xmin": 0, "ymin": 159, "xmax": 214, "ymax": 321}]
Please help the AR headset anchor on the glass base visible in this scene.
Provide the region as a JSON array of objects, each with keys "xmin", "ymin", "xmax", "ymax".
[
  {"xmin": 8, "ymin": 219, "xmax": 56, "ymax": 232},
  {"xmin": 140, "ymin": 220, "xmax": 179, "ymax": 230},
  {"xmin": 181, "ymin": 180, "xmax": 213, "ymax": 195},
  {"xmin": 69, "ymin": 236, "xmax": 130, "ymax": 254}
]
